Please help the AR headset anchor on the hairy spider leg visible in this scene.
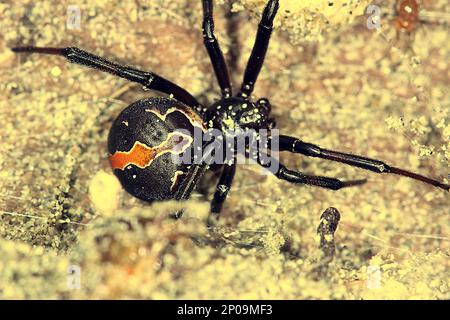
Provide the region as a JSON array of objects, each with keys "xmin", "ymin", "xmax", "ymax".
[
  {"xmin": 258, "ymin": 156, "xmax": 367, "ymax": 190},
  {"xmin": 171, "ymin": 141, "xmax": 219, "ymax": 218},
  {"xmin": 11, "ymin": 46, "xmax": 201, "ymax": 109},
  {"xmin": 238, "ymin": 0, "xmax": 279, "ymax": 99},
  {"xmin": 208, "ymin": 161, "xmax": 237, "ymax": 226},
  {"xmin": 202, "ymin": 0, "xmax": 233, "ymax": 98},
  {"xmin": 277, "ymin": 135, "xmax": 450, "ymax": 191}
]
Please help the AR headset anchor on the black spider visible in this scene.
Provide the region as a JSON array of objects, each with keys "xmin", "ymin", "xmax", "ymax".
[{"xmin": 12, "ymin": 0, "xmax": 449, "ymax": 226}]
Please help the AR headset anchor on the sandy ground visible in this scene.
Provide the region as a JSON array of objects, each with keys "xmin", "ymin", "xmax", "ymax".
[{"xmin": 0, "ymin": 0, "xmax": 449, "ymax": 299}]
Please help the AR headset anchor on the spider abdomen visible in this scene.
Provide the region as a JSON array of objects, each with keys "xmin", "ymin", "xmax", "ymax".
[{"xmin": 107, "ymin": 97, "xmax": 205, "ymax": 202}]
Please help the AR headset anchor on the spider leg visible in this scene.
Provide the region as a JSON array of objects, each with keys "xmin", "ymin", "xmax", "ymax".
[
  {"xmin": 174, "ymin": 163, "xmax": 209, "ymax": 202},
  {"xmin": 274, "ymin": 164, "xmax": 367, "ymax": 190},
  {"xmin": 11, "ymin": 46, "xmax": 200, "ymax": 109},
  {"xmin": 170, "ymin": 162, "xmax": 210, "ymax": 219},
  {"xmin": 202, "ymin": 0, "xmax": 233, "ymax": 98},
  {"xmin": 238, "ymin": 0, "xmax": 279, "ymax": 99},
  {"xmin": 171, "ymin": 142, "xmax": 218, "ymax": 218},
  {"xmin": 278, "ymin": 135, "xmax": 450, "ymax": 191},
  {"xmin": 208, "ymin": 162, "xmax": 237, "ymax": 226},
  {"xmin": 257, "ymin": 155, "xmax": 366, "ymax": 190}
]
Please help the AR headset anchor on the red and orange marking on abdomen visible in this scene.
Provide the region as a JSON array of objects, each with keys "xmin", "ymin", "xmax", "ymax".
[{"xmin": 109, "ymin": 131, "xmax": 193, "ymax": 170}]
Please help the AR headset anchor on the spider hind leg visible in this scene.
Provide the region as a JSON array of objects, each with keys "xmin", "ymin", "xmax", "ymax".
[{"xmin": 277, "ymin": 135, "xmax": 450, "ymax": 191}]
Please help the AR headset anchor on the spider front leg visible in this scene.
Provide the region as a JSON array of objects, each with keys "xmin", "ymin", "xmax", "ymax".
[
  {"xmin": 277, "ymin": 135, "xmax": 450, "ymax": 191},
  {"xmin": 238, "ymin": 0, "xmax": 279, "ymax": 98},
  {"xmin": 11, "ymin": 46, "xmax": 200, "ymax": 109},
  {"xmin": 208, "ymin": 162, "xmax": 237, "ymax": 226},
  {"xmin": 202, "ymin": 0, "xmax": 233, "ymax": 98}
]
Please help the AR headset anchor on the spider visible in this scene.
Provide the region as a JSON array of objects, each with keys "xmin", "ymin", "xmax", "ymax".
[
  {"xmin": 391, "ymin": 0, "xmax": 450, "ymax": 32},
  {"xmin": 13, "ymin": 0, "xmax": 449, "ymax": 226},
  {"xmin": 395, "ymin": 0, "xmax": 420, "ymax": 32}
]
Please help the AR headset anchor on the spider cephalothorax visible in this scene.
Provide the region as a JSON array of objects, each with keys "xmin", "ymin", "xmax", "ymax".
[
  {"xmin": 204, "ymin": 97, "xmax": 273, "ymax": 133},
  {"xmin": 12, "ymin": 0, "xmax": 449, "ymax": 225}
]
